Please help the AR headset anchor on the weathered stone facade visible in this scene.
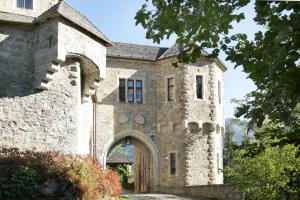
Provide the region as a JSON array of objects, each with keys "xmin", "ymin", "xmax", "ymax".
[{"xmin": 0, "ymin": 0, "xmax": 226, "ymax": 193}]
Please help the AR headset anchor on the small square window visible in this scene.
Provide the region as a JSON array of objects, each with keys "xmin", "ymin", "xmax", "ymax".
[{"xmin": 17, "ymin": 0, "xmax": 33, "ymax": 9}]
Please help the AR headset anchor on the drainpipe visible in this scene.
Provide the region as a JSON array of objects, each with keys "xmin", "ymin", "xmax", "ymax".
[{"xmin": 92, "ymin": 95, "xmax": 97, "ymax": 160}]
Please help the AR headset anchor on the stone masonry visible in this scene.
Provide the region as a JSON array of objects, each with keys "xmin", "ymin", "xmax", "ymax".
[{"xmin": 0, "ymin": 0, "xmax": 226, "ymax": 193}]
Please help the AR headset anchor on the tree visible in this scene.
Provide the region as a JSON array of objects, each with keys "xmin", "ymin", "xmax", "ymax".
[
  {"xmin": 225, "ymin": 145, "xmax": 300, "ymax": 200},
  {"xmin": 223, "ymin": 118, "xmax": 247, "ymax": 166},
  {"xmin": 135, "ymin": 1, "xmax": 300, "ymax": 147}
]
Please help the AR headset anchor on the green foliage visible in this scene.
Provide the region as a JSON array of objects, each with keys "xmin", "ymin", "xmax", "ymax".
[
  {"xmin": 136, "ymin": 1, "xmax": 300, "ymax": 148},
  {"xmin": 225, "ymin": 145, "xmax": 300, "ymax": 200},
  {"xmin": 117, "ymin": 164, "xmax": 131, "ymax": 185}
]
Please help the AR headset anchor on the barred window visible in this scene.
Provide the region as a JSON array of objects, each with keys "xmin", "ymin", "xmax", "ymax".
[
  {"xmin": 167, "ymin": 77, "xmax": 175, "ymax": 101},
  {"xmin": 136, "ymin": 80, "xmax": 143, "ymax": 104},
  {"xmin": 196, "ymin": 75, "xmax": 203, "ymax": 99},
  {"xmin": 119, "ymin": 79, "xmax": 126, "ymax": 102},
  {"xmin": 17, "ymin": 0, "xmax": 33, "ymax": 9}
]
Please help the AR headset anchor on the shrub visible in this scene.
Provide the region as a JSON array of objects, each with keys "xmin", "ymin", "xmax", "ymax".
[
  {"xmin": 225, "ymin": 145, "xmax": 300, "ymax": 200},
  {"xmin": 0, "ymin": 148, "xmax": 121, "ymax": 200}
]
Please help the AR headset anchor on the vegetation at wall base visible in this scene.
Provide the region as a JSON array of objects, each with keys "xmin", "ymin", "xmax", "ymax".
[{"xmin": 0, "ymin": 148, "xmax": 121, "ymax": 200}]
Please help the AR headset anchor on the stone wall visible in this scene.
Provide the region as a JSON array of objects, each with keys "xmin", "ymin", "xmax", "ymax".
[
  {"xmin": 0, "ymin": 23, "xmax": 34, "ymax": 97},
  {"xmin": 156, "ymin": 59, "xmax": 186, "ymax": 187},
  {"xmin": 95, "ymin": 58, "xmax": 159, "ymax": 161},
  {"xmin": 160, "ymin": 185, "xmax": 242, "ymax": 200},
  {"xmin": 0, "ymin": 63, "xmax": 78, "ymax": 153},
  {"xmin": 0, "ymin": 18, "xmax": 107, "ymax": 154}
]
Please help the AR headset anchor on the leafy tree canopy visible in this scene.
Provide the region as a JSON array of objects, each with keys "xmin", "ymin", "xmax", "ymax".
[
  {"xmin": 225, "ymin": 145, "xmax": 300, "ymax": 200},
  {"xmin": 135, "ymin": 1, "xmax": 300, "ymax": 147}
]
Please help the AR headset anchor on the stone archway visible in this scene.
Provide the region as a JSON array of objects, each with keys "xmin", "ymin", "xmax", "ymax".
[{"xmin": 101, "ymin": 130, "xmax": 160, "ymax": 192}]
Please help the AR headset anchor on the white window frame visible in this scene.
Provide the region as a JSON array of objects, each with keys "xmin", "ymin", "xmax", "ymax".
[
  {"xmin": 117, "ymin": 77, "xmax": 145, "ymax": 104},
  {"xmin": 194, "ymin": 73, "xmax": 205, "ymax": 101},
  {"xmin": 168, "ymin": 151, "xmax": 178, "ymax": 176},
  {"xmin": 165, "ymin": 75, "xmax": 176, "ymax": 103}
]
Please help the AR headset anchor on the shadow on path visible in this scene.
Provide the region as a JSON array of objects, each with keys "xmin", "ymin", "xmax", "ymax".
[{"xmin": 122, "ymin": 193, "xmax": 210, "ymax": 200}]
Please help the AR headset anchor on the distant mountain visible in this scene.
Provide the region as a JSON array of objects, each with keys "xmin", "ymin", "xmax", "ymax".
[{"xmin": 225, "ymin": 118, "xmax": 249, "ymax": 146}]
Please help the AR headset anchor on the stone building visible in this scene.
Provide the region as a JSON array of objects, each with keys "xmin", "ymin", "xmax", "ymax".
[{"xmin": 0, "ymin": 0, "xmax": 226, "ymax": 193}]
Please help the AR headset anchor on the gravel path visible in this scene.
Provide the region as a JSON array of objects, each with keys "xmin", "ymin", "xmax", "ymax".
[{"xmin": 122, "ymin": 193, "xmax": 208, "ymax": 200}]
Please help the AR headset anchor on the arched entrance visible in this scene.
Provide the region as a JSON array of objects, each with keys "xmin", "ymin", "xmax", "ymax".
[{"xmin": 101, "ymin": 130, "xmax": 160, "ymax": 193}]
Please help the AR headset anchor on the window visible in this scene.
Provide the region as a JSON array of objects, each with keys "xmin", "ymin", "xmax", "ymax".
[
  {"xmin": 136, "ymin": 80, "xmax": 143, "ymax": 104},
  {"xmin": 167, "ymin": 77, "xmax": 175, "ymax": 101},
  {"xmin": 17, "ymin": 0, "xmax": 33, "ymax": 9},
  {"xmin": 218, "ymin": 80, "xmax": 221, "ymax": 104},
  {"xmin": 196, "ymin": 75, "xmax": 203, "ymax": 99},
  {"xmin": 170, "ymin": 152, "xmax": 176, "ymax": 176},
  {"xmin": 127, "ymin": 79, "xmax": 134, "ymax": 103},
  {"xmin": 119, "ymin": 78, "xmax": 143, "ymax": 103},
  {"xmin": 119, "ymin": 79, "xmax": 126, "ymax": 102}
]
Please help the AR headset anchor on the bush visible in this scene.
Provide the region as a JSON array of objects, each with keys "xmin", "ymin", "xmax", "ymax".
[
  {"xmin": 225, "ymin": 145, "xmax": 300, "ymax": 200},
  {"xmin": 0, "ymin": 148, "xmax": 121, "ymax": 199}
]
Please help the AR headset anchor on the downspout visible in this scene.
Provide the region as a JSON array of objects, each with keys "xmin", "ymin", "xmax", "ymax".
[{"xmin": 92, "ymin": 95, "xmax": 97, "ymax": 160}]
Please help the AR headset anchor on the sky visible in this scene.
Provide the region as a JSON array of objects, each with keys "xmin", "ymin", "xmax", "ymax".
[{"xmin": 66, "ymin": 0, "xmax": 259, "ymax": 120}]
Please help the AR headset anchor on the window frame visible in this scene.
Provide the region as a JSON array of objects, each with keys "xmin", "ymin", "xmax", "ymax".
[
  {"xmin": 136, "ymin": 80, "xmax": 143, "ymax": 104},
  {"xmin": 118, "ymin": 78, "xmax": 126, "ymax": 103},
  {"xmin": 195, "ymin": 74, "xmax": 205, "ymax": 100},
  {"xmin": 127, "ymin": 79, "xmax": 135, "ymax": 103},
  {"xmin": 16, "ymin": 0, "xmax": 33, "ymax": 10},
  {"xmin": 165, "ymin": 75, "xmax": 176, "ymax": 103},
  {"xmin": 117, "ymin": 77, "xmax": 144, "ymax": 104},
  {"xmin": 168, "ymin": 151, "xmax": 178, "ymax": 176}
]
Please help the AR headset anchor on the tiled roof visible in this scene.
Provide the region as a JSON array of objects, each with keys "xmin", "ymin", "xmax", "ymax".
[
  {"xmin": 107, "ymin": 42, "xmax": 210, "ymax": 60},
  {"xmin": 107, "ymin": 42, "xmax": 169, "ymax": 61},
  {"xmin": 0, "ymin": 12, "xmax": 34, "ymax": 24},
  {"xmin": 106, "ymin": 149, "xmax": 133, "ymax": 164}
]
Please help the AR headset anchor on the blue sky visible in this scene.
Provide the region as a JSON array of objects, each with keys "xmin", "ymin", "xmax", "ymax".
[{"xmin": 66, "ymin": 0, "xmax": 259, "ymax": 119}]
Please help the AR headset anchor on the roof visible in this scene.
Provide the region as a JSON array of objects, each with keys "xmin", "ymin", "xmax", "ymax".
[
  {"xmin": 107, "ymin": 42, "xmax": 168, "ymax": 61},
  {"xmin": 0, "ymin": 1, "xmax": 112, "ymax": 46},
  {"xmin": 106, "ymin": 149, "xmax": 133, "ymax": 164},
  {"xmin": 34, "ymin": 1, "xmax": 112, "ymax": 46},
  {"xmin": 107, "ymin": 42, "xmax": 227, "ymax": 71},
  {"xmin": 0, "ymin": 12, "xmax": 34, "ymax": 24}
]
